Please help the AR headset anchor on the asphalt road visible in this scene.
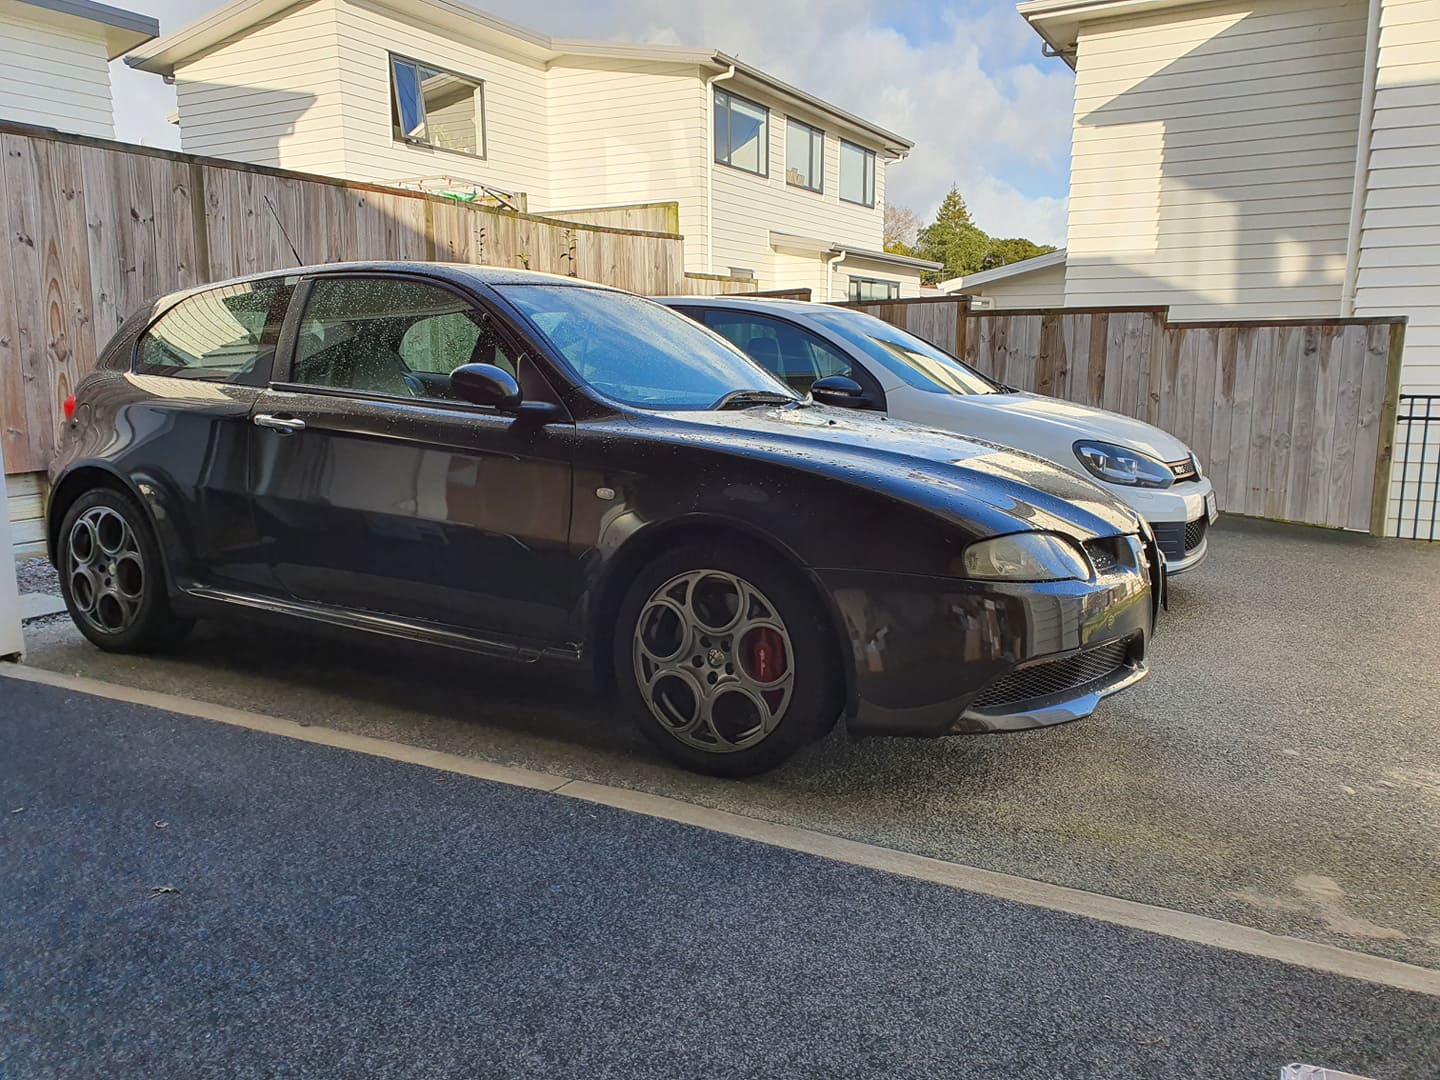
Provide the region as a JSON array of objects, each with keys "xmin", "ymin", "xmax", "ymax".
[
  {"xmin": 15, "ymin": 517, "xmax": 1440, "ymax": 967},
  {"xmin": 2, "ymin": 677, "xmax": 1437, "ymax": 1079}
]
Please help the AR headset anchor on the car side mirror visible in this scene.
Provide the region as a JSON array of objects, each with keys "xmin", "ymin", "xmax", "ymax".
[
  {"xmin": 811, "ymin": 375, "xmax": 871, "ymax": 409},
  {"xmin": 450, "ymin": 363, "xmax": 522, "ymax": 411}
]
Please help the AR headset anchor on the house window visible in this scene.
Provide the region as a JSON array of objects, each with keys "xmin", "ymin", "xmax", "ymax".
[
  {"xmin": 714, "ymin": 88, "xmax": 768, "ymax": 176},
  {"xmin": 848, "ymin": 276, "xmax": 899, "ymax": 302},
  {"xmin": 839, "ymin": 140, "xmax": 876, "ymax": 207},
  {"xmin": 786, "ymin": 119, "xmax": 823, "ymax": 193},
  {"xmin": 390, "ymin": 54, "xmax": 485, "ymax": 158}
]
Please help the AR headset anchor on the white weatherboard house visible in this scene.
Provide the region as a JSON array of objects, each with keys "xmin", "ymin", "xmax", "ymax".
[
  {"xmin": 987, "ymin": 0, "xmax": 1440, "ymax": 403},
  {"xmin": 124, "ymin": 0, "xmax": 939, "ymax": 298},
  {"xmin": 940, "ymin": 248, "xmax": 1069, "ymax": 308},
  {"xmin": 0, "ymin": 0, "xmax": 158, "ymax": 138}
]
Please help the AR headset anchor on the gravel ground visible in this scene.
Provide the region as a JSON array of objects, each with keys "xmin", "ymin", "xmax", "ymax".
[
  {"xmin": 13, "ymin": 517, "xmax": 1440, "ymax": 967},
  {"xmin": 13, "ymin": 557, "xmax": 67, "ymax": 630},
  {"xmin": 5, "ymin": 676, "xmax": 1438, "ymax": 1080}
]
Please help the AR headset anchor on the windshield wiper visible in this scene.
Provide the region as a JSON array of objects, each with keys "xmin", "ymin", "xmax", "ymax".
[{"xmin": 713, "ymin": 389, "xmax": 797, "ymax": 410}]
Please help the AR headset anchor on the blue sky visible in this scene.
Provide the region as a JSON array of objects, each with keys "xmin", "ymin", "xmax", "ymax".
[{"xmin": 112, "ymin": 0, "xmax": 1075, "ymax": 243}]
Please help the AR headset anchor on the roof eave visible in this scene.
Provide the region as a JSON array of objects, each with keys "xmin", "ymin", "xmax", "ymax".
[
  {"xmin": 1019, "ymin": 0, "xmax": 1224, "ymax": 66},
  {"xmin": 15, "ymin": 0, "xmax": 158, "ymax": 59},
  {"xmin": 943, "ymin": 248, "xmax": 1067, "ymax": 291}
]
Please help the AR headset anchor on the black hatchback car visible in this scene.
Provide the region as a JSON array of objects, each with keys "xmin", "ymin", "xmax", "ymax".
[{"xmin": 49, "ymin": 263, "xmax": 1162, "ymax": 775}]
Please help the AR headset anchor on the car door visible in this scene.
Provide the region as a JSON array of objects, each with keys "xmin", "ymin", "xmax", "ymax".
[
  {"xmin": 695, "ymin": 309, "xmax": 885, "ymax": 404},
  {"xmin": 247, "ymin": 272, "xmax": 575, "ymax": 647},
  {"xmin": 127, "ymin": 274, "xmax": 296, "ymax": 594}
]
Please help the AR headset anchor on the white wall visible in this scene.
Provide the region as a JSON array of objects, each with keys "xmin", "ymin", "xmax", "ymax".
[
  {"xmin": 1065, "ymin": 0, "xmax": 1367, "ymax": 317},
  {"xmin": 964, "ymin": 262, "xmax": 1068, "ymax": 308},
  {"xmin": 175, "ymin": 0, "xmax": 347, "ymax": 174},
  {"xmin": 710, "ymin": 81, "xmax": 889, "ymax": 282},
  {"xmin": 0, "ymin": 7, "xmax": 116, "ymax": 137},
  {"xmin": 1354, "ymin": 0, "xmax": 1440, "ymax": 396},
  {"xmin": 767, "ymin": 252, "xmax": 922, "ymax": 301},
  {"xmin": 329, "ymin": 0, "xmax": 550, "ymax": 203},
  {"xmin": 546, "ymin": 58, "xmax": 707, "ymax": 261}
]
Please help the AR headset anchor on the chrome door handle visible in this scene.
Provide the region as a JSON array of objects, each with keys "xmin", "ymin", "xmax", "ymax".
[{"xmin": 253, "ymin": 414, "xmax": 306, "ymax": 433}]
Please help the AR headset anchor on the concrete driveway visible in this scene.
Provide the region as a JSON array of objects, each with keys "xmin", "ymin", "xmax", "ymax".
[
  {"xmin": 14, "ymin": 517, "xmax": 1440, "ymax": 968},
  {"xmin": 4, "ymin": 676, "xmax": 1439, "ymax": 1080}
]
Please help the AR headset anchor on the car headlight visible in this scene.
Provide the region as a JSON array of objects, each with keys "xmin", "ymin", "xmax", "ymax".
[
  {"xmin": 1073, "ymin": 440, "xmax": 1174, "ymax": 489},
  {"xmin": 963, "ymin": 532, "xmax": 1092, "ymax": 582}
]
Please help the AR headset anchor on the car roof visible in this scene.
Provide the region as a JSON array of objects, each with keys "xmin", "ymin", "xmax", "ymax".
[
  {"xmin": 155, "ymin": 261, "xmax": 616, "ymax": 307},
  {"xmin": 654, "ymin": 295, "xmax": 843, "ymax": 319}
]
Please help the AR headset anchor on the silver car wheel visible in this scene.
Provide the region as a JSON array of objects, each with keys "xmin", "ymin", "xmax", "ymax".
[
  {"xmin": 632, "ymin": 569, "xmax": 795, "ymax": 754},
  {"xmin": 67, "ymin": 506, "xmax": 145, "ymax": 634}
]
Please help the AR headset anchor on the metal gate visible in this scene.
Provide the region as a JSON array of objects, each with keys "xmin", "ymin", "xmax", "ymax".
[{"xmin": 1391, "ymin": 395, "xmax": 1440, "ymax": 541}]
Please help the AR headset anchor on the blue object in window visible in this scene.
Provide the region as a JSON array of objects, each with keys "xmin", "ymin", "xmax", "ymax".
[{"xmin": 392, "ymin": 58, "xmax": 425, "ymax": 141}]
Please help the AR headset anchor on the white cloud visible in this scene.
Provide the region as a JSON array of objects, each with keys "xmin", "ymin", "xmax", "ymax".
[{"xmin": 113, "ymin": 0, "xmax": 1074, "ymax": 243}]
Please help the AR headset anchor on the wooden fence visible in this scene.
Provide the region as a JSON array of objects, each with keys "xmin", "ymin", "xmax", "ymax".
[
  {"xmin": 0, "ymin": 122, "xmax": 694, "ymax": 477},
  {"xmin": 848, "ymin": 298, "xmax": 1406, "ymax": 535}
]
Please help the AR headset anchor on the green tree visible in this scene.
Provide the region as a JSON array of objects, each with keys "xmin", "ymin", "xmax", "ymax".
[
  {"xmin": 981, "ymin": 237, "xmax": 1057, "ymax": 271},
  {"xmin": 915, "ymin": 186, "xmax": 990, "ymax": 282}
]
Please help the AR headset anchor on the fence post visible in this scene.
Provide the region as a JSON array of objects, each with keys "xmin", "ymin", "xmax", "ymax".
[
  {"xmin": 188, "ymin": 161, "xmax": 210, "ymax": 281},
  {"xmin": 1368, "ymin": 321, "xmax": 1407, "ymax": 537},
  {"xmin": 1146, "ymin": 309, "xmax": 1168, "ymax": 426},
  {"xmin": 954, "ymin": 296, "xmax": 970, "ymax": 359}
]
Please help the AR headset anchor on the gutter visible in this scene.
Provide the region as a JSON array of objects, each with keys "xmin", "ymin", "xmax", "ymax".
[
  {"xmin": 825, "ymin": 250, "xmax": 847, "ymax": 301},
  {"xmin": 704, "ymin": 65, "xmax": 736, "ymax": 274},
  {"xmin": 1341, "ymin": 0, "xmax": 1382, "ymax": 316}
]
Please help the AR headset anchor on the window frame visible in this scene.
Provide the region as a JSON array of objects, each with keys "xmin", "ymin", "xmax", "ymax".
[
  {"xmin": 389, "ymin": 52, "xmax": 487, "ymax": 161},
  {"xmin": 838, "ymin": 139, "xmax": 876, "ymax": 208},
  {"xmin": 785, "ymin": 117, "xmax": 824, "ymax": 194},
  {"xmin": 847, "ymin": 276, "xmax": 900, "ymax": 302},
  {"xmin": 132, "ymin": 276, "xmax": 295, "ymax": 387},
  {"xmin": 270, "ymin": 272, "xmax": 531, "ymax": 412},
  {"xmin": 713, "ymin": 87, "xmax": 769, "ymax": 177},
  {"xmin": 695, "ymin": 308, "xmax": 886, "ymax": 407}
]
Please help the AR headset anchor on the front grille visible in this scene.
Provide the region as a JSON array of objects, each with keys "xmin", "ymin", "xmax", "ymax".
[
  {"xmin": 1183, "ymin": 516, "xmax": 1208, "ymax": 553},
  {"xmin": 1167, "ymin": 457, "xmax": 1200, "ymax": 483},
  {"xmin": 971, "ymin": 639, "xmax": 1133, "ymax": 711}
]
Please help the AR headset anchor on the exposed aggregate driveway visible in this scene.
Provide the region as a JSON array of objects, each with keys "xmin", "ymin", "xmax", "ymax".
[{"xmin": 14, "ymin": 517, "xmax": 1440, "ymax": 967}]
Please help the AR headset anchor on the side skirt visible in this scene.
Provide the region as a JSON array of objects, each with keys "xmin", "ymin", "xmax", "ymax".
[{"xmin": 181, "ymin": 586, "xmax": 584, "ymax": 666}]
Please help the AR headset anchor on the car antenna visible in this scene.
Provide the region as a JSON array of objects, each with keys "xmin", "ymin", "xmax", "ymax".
[{"xmin": 263, "ymin": 195, "xmax": 304, "ymax": 266}]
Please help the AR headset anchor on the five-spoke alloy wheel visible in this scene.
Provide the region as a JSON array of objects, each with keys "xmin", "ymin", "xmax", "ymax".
[
  {"xmin": 616, "ymin": 541, "xmax": 840, "ymax": 776},
  {"xmin": 57, "ymin": 488, "xmax": 191, "ymax": 653},
  {"xmin": 66, "ymin": 505, "xmax": 146, "ymax": 635}
]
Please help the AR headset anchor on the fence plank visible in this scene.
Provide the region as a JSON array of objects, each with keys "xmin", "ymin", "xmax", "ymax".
[
  {"xmin": 1222, "ymin": 327, "xmax": 1256, "ymax": 514},
  {"xmin": 3, "ymin": 133, "xmax": 52, "ymax": 472},
  {"xmin": 1204, "ymin": 328, "xmax": 1237, "ymax": 506}
]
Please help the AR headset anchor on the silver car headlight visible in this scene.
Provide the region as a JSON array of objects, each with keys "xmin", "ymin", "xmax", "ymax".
[
  {"xmin": 1073, "ymin": 440, "xmax": 1175, "ymax": 489},
  {"xmin": 963, "ymin": 532, "xmax": 1092, "ymax": 582}
]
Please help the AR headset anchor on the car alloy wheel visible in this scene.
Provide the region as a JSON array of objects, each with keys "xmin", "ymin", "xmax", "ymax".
[
  {"xmin": 66, "ymin": 505, "xmax": 147, "ymax": 635},
  {"xmin": 632, "ymin": 569, "xmax": 795, "ymax": 754}
]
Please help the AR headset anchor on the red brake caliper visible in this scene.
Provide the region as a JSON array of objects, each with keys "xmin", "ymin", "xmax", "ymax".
[{"xmin": 746, "ymin": 628, "xmax": 788, "ymax": 684}]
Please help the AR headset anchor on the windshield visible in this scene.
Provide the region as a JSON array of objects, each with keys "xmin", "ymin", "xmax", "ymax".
[
  {"xmin": 806, "ymin": 308, "xmax": 999, "ymax": 396},
  {"xmin": 495, "ymin": 285, "xmax": 798, "ymax": 410}
]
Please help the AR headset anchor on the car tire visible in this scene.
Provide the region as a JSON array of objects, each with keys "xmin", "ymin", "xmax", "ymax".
[
  {"xmin": 56, "ymin": 487, "xmax": 192, "ymax": 653},
  {"xmin": 614, "ymin": 540, "xmax": 841, "ymax": 777}
]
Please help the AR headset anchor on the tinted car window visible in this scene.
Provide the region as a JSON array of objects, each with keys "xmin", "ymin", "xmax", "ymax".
[
  {"xmin": 805, "ymin": 308, "xmax": 998, "ymax": 396},
  {"xmin": 496, "ymin": 285, "xmax": 795, "ymax": 410},
  {"xmin": 292, "ymin": 277, "xmax": 512, "ymax": 396},
  {"xmin": 702, "ymin": 311, "xmax": 853, "ymax": 394},
  {"xmin": 136, "ymin": 279, "xmax": 292, "ymax": 382}
]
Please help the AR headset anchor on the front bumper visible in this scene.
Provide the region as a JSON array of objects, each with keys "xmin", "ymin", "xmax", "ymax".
[
  {"xmin": 822, "ymin": 540, "xmax": 1155, "ymax": 738},
  {"xmin": 1112, "ymin": 478, "xmax": 1214, "ymax": 575}
]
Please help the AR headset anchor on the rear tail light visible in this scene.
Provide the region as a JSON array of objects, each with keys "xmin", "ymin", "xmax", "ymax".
[{"xmin": 63, "ymin": 394, "xmax": 76, "ymax": 420}]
